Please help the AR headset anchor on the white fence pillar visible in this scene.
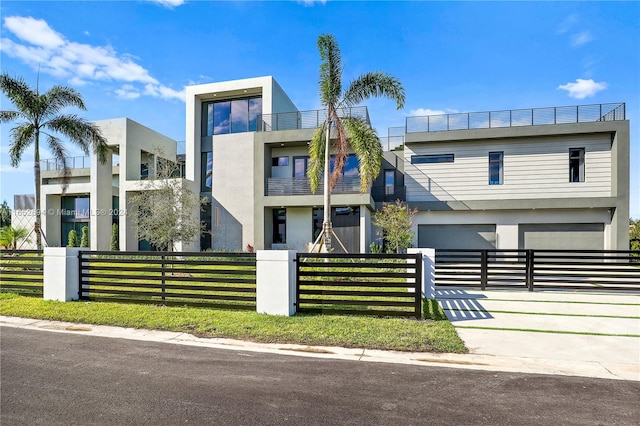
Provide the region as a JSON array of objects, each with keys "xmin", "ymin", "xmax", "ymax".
[
  {"xmin": 256, "ymin": 250, "xmax": 297, "ymax": 316},
  {"xmin": 408, "ymin": 248, "xmax": 436, "ymax": 299},
  {"xmin": 43, "ymin": 247, "xmax": 83, "ymax": 302}
]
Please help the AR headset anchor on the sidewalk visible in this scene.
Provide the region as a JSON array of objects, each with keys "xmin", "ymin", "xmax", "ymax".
[{"xmin": 2, "ymin": 303, "xmax": 639, "ymax": 381}]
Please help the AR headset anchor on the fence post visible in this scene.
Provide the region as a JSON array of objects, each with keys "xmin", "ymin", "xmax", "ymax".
[
  {"xmin": 480, "ymin": 250, "xmax": 488, "ymax": 290},
  {"xmin": 161, "ymin": 254, "xmax": 166, "ymax": 302},
  {"xmin": 256, "ymin": 250, "xmax": 297, "ymax": 316},
  {"xmin": 526, "ymin": 250, "xmax": 534, "ymax": 291},
  {"xmin": 408, "ymin": 248, "xmax": 435, "ymax": 302},
  {"xmin": 43, "ymin": 247, "xmax": 84, "ymax": 302}
]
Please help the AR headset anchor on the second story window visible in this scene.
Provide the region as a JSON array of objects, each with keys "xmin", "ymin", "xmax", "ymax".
[
  {"xmin": 410, "ymin": 154, "xmax": 454, "ymax": 164},
  {"xmin": 569, "ymin": 148, "xmax": 585, "ymax": 182},
  {"xmin": 489, "ymin": 152, "xmax": 503, "ymax": 185},
  {"xmin": 202, "ymin": 97, "xmax": 262, "ymax": 136},
  {"xmin": 385, "ymin": 170, "xmax": 395, "ymax": 195}
]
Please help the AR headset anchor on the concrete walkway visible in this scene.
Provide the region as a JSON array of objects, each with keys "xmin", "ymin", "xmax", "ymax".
[
  {"xmin": 2, "ymin": 292, "xmax": 639, "ymax": 381},
  {"xmin": 437, "ymin": 288, "xmax": 640, "ymax": 381}
]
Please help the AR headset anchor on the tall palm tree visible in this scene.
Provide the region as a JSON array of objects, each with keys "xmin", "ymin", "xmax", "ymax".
[
  {"xmin": 0, "ymin": 73, "xmax": 109, "ymax": 249},
  {"xmin": 307, "ymin": 34, "xmax": 405, "ymax": 252}
]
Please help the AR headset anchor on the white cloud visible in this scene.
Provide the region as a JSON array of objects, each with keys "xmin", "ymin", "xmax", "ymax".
[
  {"xmin": 408, "ymin": 108, "xmax": 457, "ymax": 116},
  {"xmin": 298, "ymin": 0, "xmax": 327, "ymax": 6},
  {"xmin": 115, "ymin": 85, "xmax": 141, "ymax": 100},
  {"xmin": 571, "ymin": 31, "xmax": 594, "ymax": 47},
  {"xmin": 3, "ymin": 16, "xmax": 65, "ymax": 48},
  {"xmin": 557, "ymin": 14, "xmax": 578, "ymax": 34},
  {"xmin": 150, "ymin": 0, "xmax": 186, "ymax": 8},
  {"xmin": 0, "ymin": 161, "xmax": 32, "ymax": 174},
  {"xmin": 558, "ymin": 78, "xmax": 608, "ymax": 99},
  {"xmin": 1, "ymin": 16, "xmax": 184, "ymax": 102}
]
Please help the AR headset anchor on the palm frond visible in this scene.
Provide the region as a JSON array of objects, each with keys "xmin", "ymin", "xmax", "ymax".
[
  {"xmin": 8, "ymin": 123, "xmax": 36, "ymax": 167},
  {"xmin": 0, "ymin": 110, "xmax": 20, "ymax": 123},
  {"xmin": 343, "ymin": 117, "xmax": 382, "ymax": 192},
  {"xmin": 44, "ymin": 114, "xmax": 109, "ymax": 163},
  {"xmin": 45, "ymin": 133, "xmax": 72, "ymax": 193},
  {"xmin": 317, "ymin": 34, "xmax": 342, "ymax": 108},
  {"xmin": 42, "ymin": 85, "xmax": 87, "ymax": 118},
  {"xmin": 0, "ymin": 73, "xmax": 39, "ymax": 121},
  {"xmin": 307, "ymin": 125, "xmax": 326, "ymax": 193},
  {"xmin": 342, "ymin": 71, "xmax": 406, "ymax": 109}
]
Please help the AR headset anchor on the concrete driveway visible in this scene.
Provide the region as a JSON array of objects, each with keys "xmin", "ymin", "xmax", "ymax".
[{"xmin": 437, "ymin": 288, "xmax": 640, "ymax": 381}]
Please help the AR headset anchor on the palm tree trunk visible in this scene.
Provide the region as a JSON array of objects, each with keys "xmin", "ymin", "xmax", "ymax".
[
  {"xmin": 34, "ymin": 130, "xmax": 42, "ymax": 250},
  {"xmin": 322, "ymin": 119, "xmax": 332, "ymax": 253}
]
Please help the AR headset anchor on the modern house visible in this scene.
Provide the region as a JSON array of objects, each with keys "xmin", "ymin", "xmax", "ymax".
[
  {"xmin": 403, "ymin": 103, "xmax": 629, "ymax": 250},
  {"xmin": 30, "ymin": 118, "xmax": 179, "ymax": 250},
  {"xmin": 186, "ymin": 76, "xmax": 397, "ymax": 253},
  {"xmin": 15, "ymin": 75, "xmax": 629, "ymax": 253}
]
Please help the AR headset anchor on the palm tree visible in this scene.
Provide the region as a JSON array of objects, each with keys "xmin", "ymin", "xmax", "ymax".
[
  {"xmin": 0, "ymin": 73, "xmax": 109, "ymax": 250},
  {"xmin": 0, "ymin": 226, "xmax": 30, "ymax": 250},
  {"xmin": 307, "ymin": 34, "xmax": 405, "ymax": 252}
]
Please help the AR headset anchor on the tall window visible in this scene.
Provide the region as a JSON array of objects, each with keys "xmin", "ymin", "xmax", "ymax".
[
  {"xmin": 202, "ymin": 97, "xmax": 262, "ymax": 136},
  {"xmin": 293, "ymin": 156, "xmax": 309, "ymax": 178},
  {"xmin": 201, "ymin": 152, "xmax": 212, "ymax": 192},
  {"xmin": 569, "ymin": 148, "xmax": 585, "ymax": 182},
  {"xmin": 385, "ymin": 170, "xmax": 395, "ymax": 195},
  {"xmin": 273, "ymin": 209, "xmax": 286, "ymax": 244},
  {"xmin": 488, "ymin": 152, "xmax": 503, "ymax": 185}
]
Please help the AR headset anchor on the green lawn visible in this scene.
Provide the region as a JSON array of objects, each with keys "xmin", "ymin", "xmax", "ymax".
[{"xmin": 0, "ymin": 293, "xmax": 467, "ymax": 353}]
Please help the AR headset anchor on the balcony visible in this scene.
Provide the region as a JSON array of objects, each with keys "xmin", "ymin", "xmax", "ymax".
[
  {"xmin": 266, "ymin": 176, "xmax": 362, "ymax": 196},
  {"xmin": 405, "ymin": 102, "xmax": 626, "ymax": 133},
  {"xmin": 257, "ymin": 106, "xmax": 371, "ymax": 132},
  {"xmin": 40, "ymin": 156, "xmax": 91, "ymax": 171}
]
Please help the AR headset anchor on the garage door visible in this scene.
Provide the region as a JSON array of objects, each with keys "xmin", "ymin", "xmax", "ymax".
[
  {"xmin": 518, "ymin": 223, "xmax": 604, "ymax": 250},
  {"xmin": 418, "ymin": 224, "xmax": 496, "ymax": 250}
]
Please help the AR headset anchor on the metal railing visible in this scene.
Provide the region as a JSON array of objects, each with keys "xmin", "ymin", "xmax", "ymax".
[
  {"xmin": 266, "ymin": 176, "xmax": 362, "ymax": 196},
  {"xmin": 296, "ymin": 252, "xmax": 422, "ymax": 318},
  {"xmin": 40, "ymin": 156, "xmax": 91, "ymax": 171},
  {"xmin": 435, "ymin": 249, "xmax": 640, "ymax": 291},
  {"xmin": 406, "ymin": 102, "xmax": 626, "ymax": 133},
  {"xmin": 79, "ymin": 251, "xmax": 257, "ymax": 310},
  {"xmin": 257, "ymin": 106, "xmax": 371, "ymax": 132},
  {"xmin": 0, "ymin": 250, "xmax": 44, "ymax": 296}
]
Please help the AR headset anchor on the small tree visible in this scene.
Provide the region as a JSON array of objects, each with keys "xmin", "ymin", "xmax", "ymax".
[
  {"xmin": 631, "ymin": 218, "xmax": 640, "ymax": 251},
  {"xmin": 110, "ymin": 223, "xmax": 119, "ymax": 251},
  {"xmin": 80, "ymin": 226, "xmax": 89, "ymax": 248},
  {"xmin": 67, "ymin": 229, "xmax": 78, "ymax": 247},
  {"xmin": 0, "ymin": 200, "xmax": 11, "ymax": 227},
  {"xmin": 129, "ymin": 149, "xmax": 205, "ymax": 251},
  {"xmin": 0, "ymin": 226, "xmax": 30, "ymax": 250},
  {"xmin": 373, "ymin": 200, "xmax": 417, "ymax": 254}
]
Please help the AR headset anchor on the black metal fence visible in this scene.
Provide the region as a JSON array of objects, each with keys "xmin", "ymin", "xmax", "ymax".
[
  {"xmin": 296, "ymin": 253, "xmax": 422, "ymax": 318},
  {"xmin": 436, "ymin": 249, "xmax": 640, "ymax": 291},
  {"xmin": 0, "ymin": 250, "xmax": 44, "ymax": 296},
  {"xmin": 79, "ymin": 251, "xmax": 257, "ymax": 309}
]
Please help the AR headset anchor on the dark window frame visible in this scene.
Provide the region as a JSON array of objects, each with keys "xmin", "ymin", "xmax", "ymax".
[
  {"xmin": 488, "ymin": 151, "xmax": 504, "ymax": 185},
  {"xmin": 410, "ymin": 154, "xmax": 454, "ymax": 164},
  {"xmin": 569, "ymin": 148, "xmax": 585, "ymax": 183}
]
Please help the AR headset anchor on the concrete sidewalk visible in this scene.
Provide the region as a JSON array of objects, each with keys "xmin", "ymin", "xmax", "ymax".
[
  {"xmin": 436, "ymin": 288, "xmax": 640, "ymax": 381},
  {"xmin": 2, "ymin": 302, "xmax": 639, "ymax": 381}
]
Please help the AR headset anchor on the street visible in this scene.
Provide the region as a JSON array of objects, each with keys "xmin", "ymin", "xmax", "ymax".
[{"xmin": 1, "ymin": 326, "xmax": 638, "ymax": 425}]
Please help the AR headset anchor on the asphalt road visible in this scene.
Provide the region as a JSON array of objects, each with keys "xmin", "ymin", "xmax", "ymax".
[{"xmin": 1, "ymin": 326, "xmax": 639, "ymax": 426}]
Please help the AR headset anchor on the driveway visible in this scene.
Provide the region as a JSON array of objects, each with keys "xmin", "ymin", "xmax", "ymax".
[{"xmin": 437, "ymin": 288, "xmax": 640, "ymax": 381}]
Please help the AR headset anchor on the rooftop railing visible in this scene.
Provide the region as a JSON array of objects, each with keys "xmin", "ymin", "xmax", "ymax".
[
  {"xmin": 40, "ymin": 156, "xmax": 91, "ymax": 171},
  {"xmin": 405, "ymin": 102, "xmax": 625, "ymax": 133},
  {"xmin": 257, "ymin": 106, "xmax": 371, "ymax": 132}
]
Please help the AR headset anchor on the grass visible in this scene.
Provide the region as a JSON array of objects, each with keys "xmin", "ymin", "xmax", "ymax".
[{"xmin": 0, "ymin": 293, "xmax": 467, "ymax": 353}]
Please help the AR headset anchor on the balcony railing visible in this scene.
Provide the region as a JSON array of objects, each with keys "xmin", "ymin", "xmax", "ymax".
[
  {"xmin": 257, "ymin": 106, "xmax": 371, "ymax": 132},
  {"xmin": 40, "ymin": 156, "xmax": 91, "ymax": 171},
  {"xmin": 406, "ymin": 102, "xmax": 626, "ymax": 133},
  {"xmin": 266, "ymin": 176, "xmax": 362, "ymax": 196}
]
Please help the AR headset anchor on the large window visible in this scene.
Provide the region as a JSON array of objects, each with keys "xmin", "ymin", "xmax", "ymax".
[
  {"xmin": 202, "ymin": 97, "xmax": 262, "ymax": 136},
  {"xmin": 569, "ymin": 148, "xmax": 585, "ymax": 182},
  {"xmin": 293, "ymin": 156, "xmax": 309, "ymax": 178},
  {"xmin": 201, "ymin": 152, "xmax": 212, "ymax": 192},
  {"xmin": 488, "ymin": 152, "xmax": 503, "ymax": 185}
]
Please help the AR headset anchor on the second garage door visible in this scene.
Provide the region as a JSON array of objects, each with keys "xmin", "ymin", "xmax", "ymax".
[{"xmin": 518, "ymin": 223, "xmax": 604, "ymax": 250}]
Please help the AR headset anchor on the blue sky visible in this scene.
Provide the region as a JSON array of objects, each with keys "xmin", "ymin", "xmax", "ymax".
[{"xmin": 1, "ymin": 0, "xmax": 639, "ymax": 217}]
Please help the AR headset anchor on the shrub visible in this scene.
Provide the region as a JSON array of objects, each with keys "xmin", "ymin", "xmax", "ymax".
[
  {"xmin": 110, "ymin": 223, "xmax": 119, "ymax": 251},
  {"xmin": 80, "ymin": 226, "xmax": 89, "ymax": 248},
  {"xmin": 67, "ymin": 229, "xmax": 78, "ymax": 247}
]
